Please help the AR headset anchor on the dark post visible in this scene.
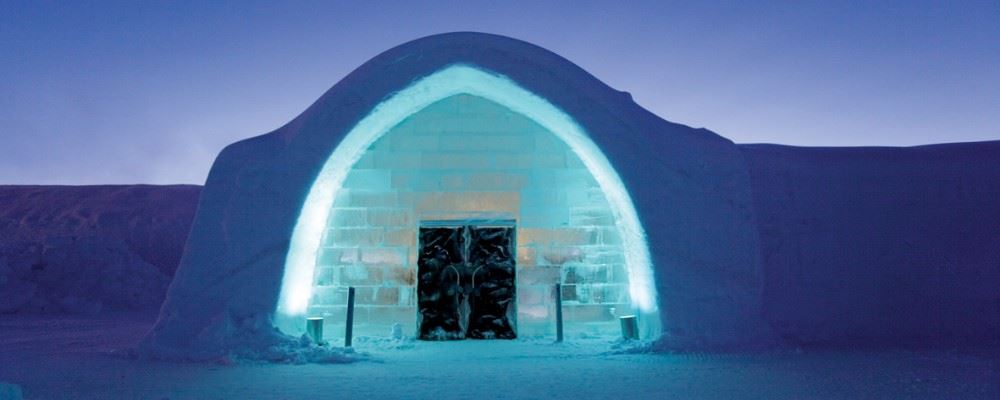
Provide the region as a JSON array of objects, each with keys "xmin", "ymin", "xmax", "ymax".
[
  {"xmin": 345, "ymin": 287, "xmax": 356, "ymax": 347},
  {"xmin": 555, "ymin": 283, "xmax": 564, "ymax": 342}
]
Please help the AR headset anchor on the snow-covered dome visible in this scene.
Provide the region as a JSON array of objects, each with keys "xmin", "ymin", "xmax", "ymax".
[{"xmin": 141, "ymin": 32, "xmax": 773, "ymax": 359}]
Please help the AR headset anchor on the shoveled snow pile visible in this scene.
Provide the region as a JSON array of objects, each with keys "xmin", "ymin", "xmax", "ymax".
[
  {"xmin": 228, "ymin": 334, "xmax": 364, "ymax": 364},
  {"xmin": 141, "ymin": 310, "xmax": 362, "ymax": 363}
]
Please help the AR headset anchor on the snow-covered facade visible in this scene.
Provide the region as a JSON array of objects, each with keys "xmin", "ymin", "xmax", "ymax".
[
  {"xmin": 141, "ymin": 32, "xmax": 773, "ymax": 359},
  {"xmin": 742, "ymin": 143, "xmax": 1000, "ymax": 345}
]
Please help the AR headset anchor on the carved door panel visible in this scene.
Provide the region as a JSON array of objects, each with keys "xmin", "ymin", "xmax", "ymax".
[
  {"xmin": 466, "ymin": 226, "xmax": 517, "ymax": 339},
  {"xmin": 417, "ymin": 222, "xmax": 517, "ymax": 340},
  {"xmin": 416, "ymin": 226, "xmax": 466, "ymax": 340}
]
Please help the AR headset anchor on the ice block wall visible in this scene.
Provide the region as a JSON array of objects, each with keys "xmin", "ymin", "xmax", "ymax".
[{"xmin": 307, "ymin": 94, "xmax": 631, "ymax": 338}]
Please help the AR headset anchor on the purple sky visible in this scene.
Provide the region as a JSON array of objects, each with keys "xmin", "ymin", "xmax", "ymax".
[{"xmin": 2, "ymin": 1, "xmax": 997, "ymax": 184}]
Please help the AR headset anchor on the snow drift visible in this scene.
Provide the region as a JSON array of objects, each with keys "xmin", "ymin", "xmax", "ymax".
[
  {"xmin": 0, "ymin": 237, "xmax": 167, "ymax": 313},
  {"xmin": 0, "ymin": 185, "xmax": 199, "ymax": 313},
  {"xmin": 0, "ymin": 185, "xmax": 200, "ymax": 276}
]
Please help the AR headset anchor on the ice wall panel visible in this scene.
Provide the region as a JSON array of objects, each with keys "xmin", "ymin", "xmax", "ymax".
[{"xmin": 308, "ymin": 94, "xmax": 629, "ymax": 338}]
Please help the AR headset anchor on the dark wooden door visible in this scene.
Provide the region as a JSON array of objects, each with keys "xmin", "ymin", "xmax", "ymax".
[
  {"xmin": 466, "ymin": 226, "xmax": 517, "ymax": 339},
  {"xmin": 416, "ymin": 226, "xmax": 466, "ymax": 340},
  {"xmin": 416, "ymin": 222, "xmax": 517, "ymax": 340}
]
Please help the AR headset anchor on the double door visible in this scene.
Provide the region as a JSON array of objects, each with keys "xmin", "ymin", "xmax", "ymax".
[{"xmin": 417, "ymin": 221, "xmax": 516, "ymax": 340}]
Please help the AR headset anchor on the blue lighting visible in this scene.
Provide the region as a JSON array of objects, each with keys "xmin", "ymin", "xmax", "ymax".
[{"xmin": 275, "ymin": 65, "xmax": 658, "ymax": 336}]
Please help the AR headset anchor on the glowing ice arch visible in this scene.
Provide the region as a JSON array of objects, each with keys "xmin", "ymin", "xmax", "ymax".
[{"xmin": 275, "ymin": 64, "xmax": 658, "ymax": 334}]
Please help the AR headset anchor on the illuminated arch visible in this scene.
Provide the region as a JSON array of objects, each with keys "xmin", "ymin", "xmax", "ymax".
[{"xmin": 275, "ymin": 64, "xmax": 657, "ymax": 335}]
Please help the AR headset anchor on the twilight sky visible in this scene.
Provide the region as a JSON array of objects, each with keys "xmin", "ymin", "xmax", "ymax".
[{"xmin": 1, "ymin": 1, "xmax": 997, "ymax": 184}]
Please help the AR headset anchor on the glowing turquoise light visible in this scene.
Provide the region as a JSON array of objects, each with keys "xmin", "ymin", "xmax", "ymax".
[{"xmin": 275, "ymin": 65, "xmax": 658, "ymax": 335}]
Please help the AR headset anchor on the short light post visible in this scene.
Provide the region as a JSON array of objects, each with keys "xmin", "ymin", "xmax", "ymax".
[
  {"xmin": 306, "ymin": 317, "xmax": 324, "ymax": 344},
  {"xmin": 619, "ymin": 315, "xmax": 638, "ymax": 340},
  {"xmin": 555, "ymin": 283, "xmax": 564, "ymax": 342},
  {"xmin": 345, "ymin": 286, "xmax": 356, "ymax": 347}
]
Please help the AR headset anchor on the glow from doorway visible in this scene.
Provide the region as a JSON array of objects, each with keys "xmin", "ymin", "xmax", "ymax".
[{"xmin": 276, "ymin": 65, "xmax": 657, "ymax": 335}]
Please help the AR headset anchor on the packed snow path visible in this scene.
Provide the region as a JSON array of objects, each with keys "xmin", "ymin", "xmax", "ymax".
[{"xmin": 0, "ymin": 315, "xmax": 996, "ymax": 399}]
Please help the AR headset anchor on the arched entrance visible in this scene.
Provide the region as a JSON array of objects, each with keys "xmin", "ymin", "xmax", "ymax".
[{"xmin": 276, "ymin": 65, "xmax": 658, "ymax": 339}]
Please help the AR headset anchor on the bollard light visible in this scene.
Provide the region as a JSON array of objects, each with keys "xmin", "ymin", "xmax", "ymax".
[
  {"xmin": 620, "ymin": 315, "xmax": 638, "ymax": 340},
  {"xmin": 306, "ymin": 317, "xmax": 324, "ymax": 344}
]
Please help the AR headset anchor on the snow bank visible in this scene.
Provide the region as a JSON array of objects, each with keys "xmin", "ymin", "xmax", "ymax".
[
  {"xmin": 742, "ymin": 142, "xmax": 1000, "ymax": 347},
  {"xmin": 141, "ymin": 306, "xmax": 362, "ymax": 363},
  {"xmin": 0, "ymin": 185, "xmax": 198, "ymax": 314},
  {"xmin": 0, "ymin": 185, "xmax": 200, "ymax": 276},
  {"xmin": 0, "ymin": 237, "xmax": 168, "ymax": 313}
]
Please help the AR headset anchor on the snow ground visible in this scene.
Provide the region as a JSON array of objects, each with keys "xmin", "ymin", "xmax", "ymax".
[{"xmin": 0, "ymin": 314, "xmax": 996, "ymax": 400}]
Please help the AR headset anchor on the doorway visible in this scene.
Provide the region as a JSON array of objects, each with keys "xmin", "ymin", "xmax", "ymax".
[{"xmin": 417, "ymin": 220, "xmax": 516, "ymax": 340}]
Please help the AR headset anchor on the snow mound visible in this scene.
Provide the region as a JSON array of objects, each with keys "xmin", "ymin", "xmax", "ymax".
[
  {"xmin": 0, "ymin": 185, "xmax": 198, "ymax": 315},
  {"xmin": 228, "ymin": 335, "xmax": 364, "ymax": 364},
  {"xmin": 141, "ymin": 301, "xmax": 366, "ymax": 363},
  {"xmin": 0, "ymin": 185, "xmax": 200, "ymax": 277},
  {"xmin": 0, "ymin": 237, "xmax": 169, "ymax": 314}
]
